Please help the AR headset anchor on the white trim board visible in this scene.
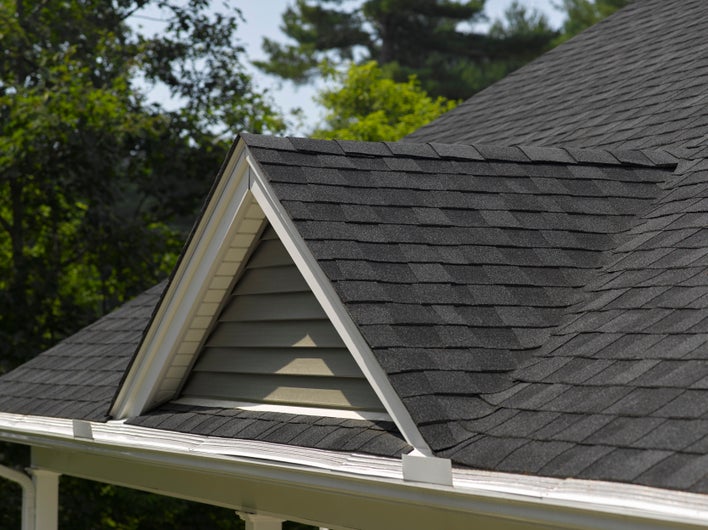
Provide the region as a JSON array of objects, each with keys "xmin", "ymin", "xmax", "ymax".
[
  {"xmin": 111, "ymin": 141, "xmax": 254, "ymax": 418},
  {"xmin": 0, "ymin": 413, "xmax": 706, "ymax": 530},
  {"xmin": 172, "ymin": 398, "xmax": 391, "ymax": 422}
]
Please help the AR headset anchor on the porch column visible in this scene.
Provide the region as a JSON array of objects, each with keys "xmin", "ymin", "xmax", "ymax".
[
  {"xmin": 236, "ymin": 512, "xmax": 284, "ymax": 530},
  {"xmin": 30, "ymin": 469, "xmax": 59, "ymax": 530}
]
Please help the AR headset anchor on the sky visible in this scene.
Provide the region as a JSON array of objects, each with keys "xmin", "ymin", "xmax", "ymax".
[{"xmin": 132, "ymin": 1, "xmax": 566, "ymax": 135}]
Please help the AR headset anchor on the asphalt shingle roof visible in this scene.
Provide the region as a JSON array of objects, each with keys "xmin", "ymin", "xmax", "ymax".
[
  {"xmin": 240, "ymin": 136, "xmax": 691, "ymax": 471},
  {"xmin": 0, "ymin": 282, "xmax": 165, "ymax": 421},
  {"xmin": 451, "ymin": 154, "xmax": 708, "ymax": 493},
  {"xmin": 128, "ymin": 403, "xmax": 410, "ymax": 457},
  {"xmin": 0, "ymin": 133, "xmax": 705, "ymax": 490},
  {"xmin": 406, "ymin": 0, "xmax": 708, "ymax": 152},
  {"xmin": 1, "ymin": 0, "xmax": 708, "ymax": 496}
]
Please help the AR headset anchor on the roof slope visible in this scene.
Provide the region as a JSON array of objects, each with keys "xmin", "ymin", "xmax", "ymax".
[
  {"xmin": 3, "ymin": 134, "xmax": 707, "ymax": 493},
  {"xmin": 445, "ymin": 155, "xmax": 708, "ymax": 493},
  {"xmin": 0, "ymin": 283, "xmax": 165, "ymax": 421},
  {"xmin": 237, "ymin": 135, "xmax": 708, "ymax": 493},
  {"xmin": 128, "ymin": 403, "xmax": 410, "ymax": 456},
  {"xmin": 407, "ymin": 0, "xmax": 708, "ymax": 152}
]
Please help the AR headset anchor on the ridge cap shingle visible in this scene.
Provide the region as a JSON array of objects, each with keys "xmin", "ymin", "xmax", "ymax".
[{"xmin": 241, "ymin": 133, "xmax": 679, "ymax": 170}]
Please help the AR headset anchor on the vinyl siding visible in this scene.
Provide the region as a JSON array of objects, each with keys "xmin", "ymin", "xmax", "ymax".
[{"xmin": 180, "ymin": 225, "xmax": 385, "ymax": 413}]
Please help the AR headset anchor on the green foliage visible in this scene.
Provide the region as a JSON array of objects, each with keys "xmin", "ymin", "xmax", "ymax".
[
  {"xmin": 490, "ymin": 1, "xmax": 555, "ymax": 37},
  {"xmin": 0, "ymin": 0, "xmax": 284, "ymax": 527},
  {"xmin": 59, "ymin": 478, "xmax": 245, "ymax": 530},
  {"xmin": 488, "ymin": 1, "xmax": 558, "ymax": 77},
  {"xmin": 312, "ymin": 61, "xmax": 458, "ymax": 141},
  {"xmin": 258, "ymin": 0, "xmax": 370, "ymax": 83},
  {"xmin": 554, "ymin": 0, "xmax": 632, "ymax": 43},
  {"xmin": 257, "ymin": 0, "xmax": 558, "ymax": 101},
  {"xmin": 0, "ymin": 0, "xmax": 283, "ymax": 371},
  {"xmin": 57, "ymin": 478, "xmax": 319, "ymax": 529}
]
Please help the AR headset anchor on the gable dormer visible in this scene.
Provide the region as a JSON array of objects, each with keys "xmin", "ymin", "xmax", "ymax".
[{"xmin": 110, "ymin": 136, "xmax": 430, "ymax": 451}]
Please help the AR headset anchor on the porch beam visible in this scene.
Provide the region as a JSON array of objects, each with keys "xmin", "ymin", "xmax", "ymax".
[{"xmin": 32, "ymin": 445, "xmax": 704, "ymax": 530}]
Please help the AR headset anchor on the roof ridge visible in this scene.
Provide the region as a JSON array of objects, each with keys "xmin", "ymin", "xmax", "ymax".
[{"xmin": 240, "ymin": 133, "xmax": 679, "ymax": 169}]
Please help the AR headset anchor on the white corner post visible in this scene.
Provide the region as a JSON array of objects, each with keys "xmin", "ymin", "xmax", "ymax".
[
  {"xmin": 236, "ymin": 512, "xmax": 284, "ymax": 530},
  {"xmin": 30, "ymin": 469, "xmax": 59, "ymax": 530}
]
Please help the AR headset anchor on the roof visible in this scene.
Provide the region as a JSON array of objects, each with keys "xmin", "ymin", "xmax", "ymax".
[
  {"xmin": 0, "ymin": 0, "xmax": 707, "ymax": 506},
  {"xmin": 4, "ymin": 134, "xmax": 706, "ymax": 492},
  {"xmin": 407, "ymin": 0, "xmax": 708, "ymax": 152},
  {"xmin": 239, "ymin": 136, "xmax": 708, "ymax": 493},
  {"xmin": 128, "ymin": 403, "xmax": 409, "ymax": 457},
  {"xmin": 444, "ymin": 155, "xmax": 708, "ymax": 493},
  {"xmin": 0, "ymin": 282, "xmax": 165, "ymax": 421}
]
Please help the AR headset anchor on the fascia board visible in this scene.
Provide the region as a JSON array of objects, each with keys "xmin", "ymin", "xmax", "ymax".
[
  {"xmin": 245, "ymin": 153, "xmax": 431, "ymax": 455},
  {"xmin": 111, "ymin": 142, "xmax": 251, "ymax": 419},
  {"xmin": 0, "ymin": 413, "xmax": 707, "ymax": 530}
]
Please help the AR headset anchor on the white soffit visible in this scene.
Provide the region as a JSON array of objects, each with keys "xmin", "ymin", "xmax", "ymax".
[{"xmin": 110, "ymin": 140, "xmax": 430, "ymax": 454}]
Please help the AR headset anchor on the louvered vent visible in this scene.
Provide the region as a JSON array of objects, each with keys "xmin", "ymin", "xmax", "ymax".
[{"xmin": 180, "ymin": 225, "xmax": 386, "ymax": 413}]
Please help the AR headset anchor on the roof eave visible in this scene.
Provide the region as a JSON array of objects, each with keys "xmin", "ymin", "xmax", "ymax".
[{"xmin": 1, "ymin": 412, "xmax": 706, "ymax": 530}]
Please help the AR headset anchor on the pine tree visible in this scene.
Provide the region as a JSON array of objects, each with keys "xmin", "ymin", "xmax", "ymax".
[
  {"xmin": 257, "ymin": 0, "xmax": 557, "ymax": 101},
  {"xmin": 555, "ymin": 0, "xmax": 632, "ymax": 43}
]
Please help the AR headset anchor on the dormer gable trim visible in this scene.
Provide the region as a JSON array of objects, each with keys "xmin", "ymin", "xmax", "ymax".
[
  {"xmin": 110, "ymin": 137, "xmax": 432, "ymax": 455},
  {"xmin": 110, "ymin": 140, "xmax": 253, "ymax": 421}
]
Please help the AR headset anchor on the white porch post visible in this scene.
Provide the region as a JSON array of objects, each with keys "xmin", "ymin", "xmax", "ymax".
[
  {"xmin": 236, "ymin": 512, "xmax": 284, "ymax": 530},
  {"xmin": 30, "ymin": 469, "xmax": 59, "ymax": 530}
]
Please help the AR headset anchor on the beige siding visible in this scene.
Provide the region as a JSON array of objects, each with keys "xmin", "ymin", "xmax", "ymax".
[
  {"xmin": 193, "ymin": 348, "xmax": 362, "ymax": 377},
  {"xmin": 152, "ymin": 194, "xmax": 266, "ymax": 401},
  {"xmin": 222, "ymin": 292, "xmax": 327, "ymax": 321},
  {"xmin": 185, "ymin": 373, "xmax": 383, "ymax": 410},
  {"xmin": 207, "ymin": 321, "xmax": 344, "ymax": 348},
  {"xmin": 233, "ymin": 267, "xmax": 309, "ymax": 295},
  {"xmin": 180, "ymin": 224, "xmax": 385, "ymax": 413}
]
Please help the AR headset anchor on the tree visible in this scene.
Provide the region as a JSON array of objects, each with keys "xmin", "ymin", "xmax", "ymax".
[
  {"xmin": 490, "ymin": 1, "xmax": 556, "ymax": 63},
  {"xmin": 554, "ymin": 0, "xmax": 632, "ymax": 43},
  {"xmin": 257, "ymin": 0, "xmax": 558, "ymax": 101},
  {"xmin": 312, "ymin": 61, "xmax": 457, "ymax": 141},
  {"xmin": 0, "ymin": 0, "xmax": 283, "ymax": 527},
  {"xmin": 0, "ymin": 0, "xmax": 283, "ymax": 371}
]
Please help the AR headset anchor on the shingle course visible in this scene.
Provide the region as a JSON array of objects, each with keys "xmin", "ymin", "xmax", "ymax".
[
  {"xmin": 3, "ymin": 44, "xmax": 708, "ymax": 498},
  {"xmin": 406, "ymin": 0, "xmax": 708, "ymax": 153},
  {"xmin": 0, "ymin": 282, "xmax": 165, "ymax": 421},
  {"xmin": 128, "ymin": 403, "xmax": 409, "ymax": 456}
]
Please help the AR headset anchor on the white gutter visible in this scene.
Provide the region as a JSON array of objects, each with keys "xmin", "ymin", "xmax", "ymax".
[
  {"xmin": 0, "ymin": 463, "xmax": 35, "ymax": 530},
  {"xmin": 0, "ymin": 413, "xmax": 706, "ymax": 529}
]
